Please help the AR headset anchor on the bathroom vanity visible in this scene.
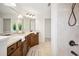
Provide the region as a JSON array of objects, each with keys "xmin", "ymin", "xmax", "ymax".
[
  {"xmin": 7, "ymin": 40, "xmax": 22, "ymax": 56},
  {"xmin": 0, "ymin": 32, "xmax": 39, "ymax": 56},
  {"xmin": 7, "ymin": 32, "xmax": 39, "ymax": 56}
]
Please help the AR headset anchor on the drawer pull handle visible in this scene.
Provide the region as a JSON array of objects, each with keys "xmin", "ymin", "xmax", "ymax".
[
  {"xmin": 11, "ymin": 48, "xmax": 14, "ymax": 50},
  {"xmin": 71, "ymin": 51, "xmax": 78, "ymax": 56}
]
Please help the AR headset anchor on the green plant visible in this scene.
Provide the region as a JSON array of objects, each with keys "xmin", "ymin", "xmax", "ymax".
[
  {"xmin": 18, "ymin": 24, "xmax": 22, "ymax": 31},
  {"xmin": 13, "ymin": 24, "xmax": 16, "ymax": 31}
]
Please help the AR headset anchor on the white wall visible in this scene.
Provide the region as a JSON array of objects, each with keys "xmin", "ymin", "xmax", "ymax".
[
  {"xmin": 51, "ymin": 3, "xmax": 79, "ymax": 56},
  {"xmin": 0, "ymin": 17, "xmax": 3, "ymax": 34},
  {"xmin": 36, "ymin": 14, "xmax": 45, "ymax": 43},
  {"xmin": 23, "ymin": 17, "xmax": 30, "ymax": 32},
  {"xmin": 31, "ymin": 19, "xmax": 36, "ymax": 32},
  {"xmin": 35, "ymin": 4, "xmax": 51, "ymax": 43},
  {"xmin": 51, "ymin": 4, "xmax": 58, "ymax": 55}
]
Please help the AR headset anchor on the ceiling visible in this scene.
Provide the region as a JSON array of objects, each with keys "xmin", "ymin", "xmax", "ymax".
[{"xmin": 0, "ymin": 3, "xmax": 51, "ymax": 18}]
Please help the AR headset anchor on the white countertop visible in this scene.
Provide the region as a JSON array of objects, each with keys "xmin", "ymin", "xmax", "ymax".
[
  {"xmin": 7, "ymin": 34, "xmax": 26, "ymax": 47},
  {"xmin": 0, "ymin": 36, "xmax": 10, "ymax": 41},
  {"xmin": 0, "ymin": 32, "xmax": 37, "ymax": 47},
  {"xmin": 7, "ymin": 32, "xmax": 37, "ymax": 47}
]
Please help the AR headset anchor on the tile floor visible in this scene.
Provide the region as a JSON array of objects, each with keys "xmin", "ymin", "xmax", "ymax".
[{"xmin": 27, "ymin": 41, "xmax": 52, "ymax": 56}]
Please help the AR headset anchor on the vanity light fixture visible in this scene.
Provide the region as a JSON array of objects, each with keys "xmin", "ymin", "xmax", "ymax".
[
  {"xmin": 25, "ymin": 12, "xmax": 36, "ymax": 19},
  {"xmin": 18, "ymin": 14, "xmax": 23, "ymax": 19}
]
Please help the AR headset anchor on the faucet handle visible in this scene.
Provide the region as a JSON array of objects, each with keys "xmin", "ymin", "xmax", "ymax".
[{"xmin": 69, "ymin": 40, "xmax": 78, "ymax": 46}]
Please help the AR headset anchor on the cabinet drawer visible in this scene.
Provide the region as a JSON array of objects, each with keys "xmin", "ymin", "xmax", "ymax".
[
  {"xmin": 7, "ymin": 43, "xmax": 17, "ymax": 56},
  {"xmin": 10, "ymin": 47, "xmax": 22, "ymax": 56}
]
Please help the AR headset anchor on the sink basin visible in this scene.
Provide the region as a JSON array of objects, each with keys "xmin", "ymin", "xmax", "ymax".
[{"xmin": 2, "ymin": 34, "xmax": 11, "ymax": 36}]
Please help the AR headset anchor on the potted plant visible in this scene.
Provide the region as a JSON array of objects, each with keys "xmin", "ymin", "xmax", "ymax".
[
  {"xmin": 13, "ymin": 23, "xmax": 16, "ymax": 32},
  {"xmin": 18, "ymin": 24, "xmax": 22, "ymax": 33}
]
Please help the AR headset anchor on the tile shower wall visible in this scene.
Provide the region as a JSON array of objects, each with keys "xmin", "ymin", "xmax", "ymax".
[{"xmin": 51, "ymin": 3, "xmax": 79, "ymax": 56}]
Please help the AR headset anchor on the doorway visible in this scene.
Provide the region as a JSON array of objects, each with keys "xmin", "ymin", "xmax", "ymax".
[{"xmin": 45, "ymin": 18, "xmax": 51, "ymax": 42}]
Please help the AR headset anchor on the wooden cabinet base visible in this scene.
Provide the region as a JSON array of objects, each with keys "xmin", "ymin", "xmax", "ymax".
[
  {"xmin": 7, "ymin": 40, "xmax": 22, "ymax": 56},
  {"xmin": 10, "ymin": 47, "xmax": 22, "ymax": 56},
  {"xmin": 30, "ymin": 33, "xmax": 39, "ymax": 47},
  {"xmin": 7, "ymin": 32, "xmax": 39, "ymax": 56},
  {"xmin": 22, "ymin": 40, "xmax": 28, "ymax": 56}
]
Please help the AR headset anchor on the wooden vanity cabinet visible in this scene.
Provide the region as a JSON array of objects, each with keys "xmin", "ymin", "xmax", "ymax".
[
  {"xmin": 22, "ymin": 40, "xmax": 28, "ymax": 56},
  {"xmin": 25, "ymin": 35, "xmax": 31, "ymax": 51},
  {"xmin": 30, "ymin": 33, "xmax": 39, "ymax": 47},
  {"xmin": 7, "ymin": 32, "xmax": 39, "ymax": 56},
  {"xmin": 22, "ymin": 33, "xmax": 39, "ymax": 56},
  {"xmin": 10, "ymin": 47, "xmax": 22, "ymax": 56},
  {"xmin": 35, "ymin": 33, "xmax": 39, "ymax": 44},
  {"xmin": 22, "ymin": 34, "xmax": 31, "ymax": 56},
  {"xmin": 7, "ymin": 40, "xmax": 22, "ymax": 56}
]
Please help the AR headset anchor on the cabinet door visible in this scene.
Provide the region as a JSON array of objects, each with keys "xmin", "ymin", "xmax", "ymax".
[
  {"xmin": 30, "ymin": 33, "xmax": 38, "ymax": 47},
  {"xmin": 7, "ymin": 43, "xmax": 17, "ymax": 56},
  {"xmin": 11, "ymin": 47, "xmax": 22, "ymax": 56},
  {"xmin": 22, "ymin": 41, "xmax": 28, "ymax": 56},
  {"xmin": 30, "ymin": 34, "xmax": 35, "ymax": 47},
  {"xmin": 25, "ymin": 35, "xmax": 31, "ymax": 50},
  {"xmin": 35, "ymin": 33, "xmax": 39, "ymax": 44}
]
